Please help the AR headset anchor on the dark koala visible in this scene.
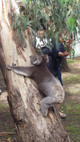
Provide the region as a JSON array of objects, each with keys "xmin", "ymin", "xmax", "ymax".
[{"xmin": 7, "ymin": 55, "xmax": 65, "ymax": 117}]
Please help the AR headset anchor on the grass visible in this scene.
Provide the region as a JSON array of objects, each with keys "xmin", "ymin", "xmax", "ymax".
[
  {"xmin": 67, "ymin": 59, "xmax": 74, "ymax": 64},
  {"xmin": 0, "ymin": 103, "xmax": 15, "ymax": 131},
  {"xmin": 61, "ymin": 58, "xmax": 80, "ymax": 142},
  {"xmin": 66, "ymin": 125, "xmax": 79, "ymax": 134},
  {"xmin": 63, "ymin": 74, "xmax": 80, "ymax": 85},
  {"xmin": 0, "ymin": 103, "xmax": 9, "ymax": 111}
]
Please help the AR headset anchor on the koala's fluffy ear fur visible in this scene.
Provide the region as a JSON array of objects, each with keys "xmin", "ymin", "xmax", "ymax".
[{"xmin": 30, "ymin": 55, "xmax": 43, "ymax": 65}]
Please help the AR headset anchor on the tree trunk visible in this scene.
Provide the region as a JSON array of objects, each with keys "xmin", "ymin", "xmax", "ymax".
[
  {"xmin": 0, "ymin": 0, "xmax": 71, "ymax": 142},
  {"xmin": 61, "ymin": 57, "xmax": 70, "ymax": 72}
]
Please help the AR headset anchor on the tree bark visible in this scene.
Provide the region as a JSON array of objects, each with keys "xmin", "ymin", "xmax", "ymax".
[
  {"xmin": 61, "ymin": 57, "xmax": 70, "ymax": 72},
  {"xmin": 0, "ymin": 0, "xmax": 71, "ymax": 142}
]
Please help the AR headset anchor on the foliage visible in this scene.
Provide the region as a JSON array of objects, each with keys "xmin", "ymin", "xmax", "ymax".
[{"xmin": 12, "ymin": 0, "xmax": 80, "ymax": 48}]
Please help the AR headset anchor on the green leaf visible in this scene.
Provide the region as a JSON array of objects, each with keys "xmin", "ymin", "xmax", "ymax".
[
  {"xmin": 66, "ymin": 8, "xmax": 73, "ymax": 17},
  {"xmin": 12, "ymin": 0, "xmax": 79, "ymax": 43},
  {"xmin": 17, "ymin": 28, "xmax": 21, "ymax": 37},
  {"xmin": 11, "ymin": 23, "xmax": 15, "ymax": 30},
  {"xmin": 66, "ymin": 16, "xmax": 76, "ymax": 33},
  {"xmin": 44, "ymin": 14, "xmax": 49, "ymax": 21},
  {"xmin": 22, "ymin": 0, "xmax": 26, "ymax": 3}
]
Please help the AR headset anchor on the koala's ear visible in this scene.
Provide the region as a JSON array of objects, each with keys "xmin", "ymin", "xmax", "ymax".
[
  {"xmin": 32, "ymin": 59, "xmax": 39, "ymax": 65},
  {"xmin": 43, "ymin": 55, "xmax": 49, "ymax": 63},
  {"xmin": 30, "ymin": 55, "xmax": 42, "ymax": 65}
]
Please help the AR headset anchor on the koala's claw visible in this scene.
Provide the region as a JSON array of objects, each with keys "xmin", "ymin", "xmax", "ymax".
[
  {"xmin": 40, "ymin": 102, "xmax": 48, "ymax": 117},
  {"xmin": 7, "ymin": 65, "xmax": 12, "ymax": 70},
  {"xmin": 40, "ymin": 108, "xmax": 48, "ymax": 117}
]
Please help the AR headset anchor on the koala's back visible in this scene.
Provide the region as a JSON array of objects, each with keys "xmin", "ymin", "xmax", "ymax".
[
  {"xmin": 38, "ymin": 76, "xmax": 65, "ymax": 103},
  {"xmin": 31, "ymin": 62, "xmax": 65, "ymax": 103},
  {"xmin": 32, "ymin": 62, "xmax": 53, "ymax": 84}
]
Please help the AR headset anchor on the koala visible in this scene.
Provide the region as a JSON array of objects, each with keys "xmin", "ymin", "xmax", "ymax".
[{"xmin": 7, "ymin": 55, "xmax": 65, "ymax": 117}]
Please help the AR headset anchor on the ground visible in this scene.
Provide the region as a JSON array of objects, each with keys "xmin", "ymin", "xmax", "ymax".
[
  {"xmin": 0, "ymin": 57, "xmax": 80, "ymax": 142},
  {"xmin": 0, "ymin": 71, "xmax": 18, "ymax": 142},
  {"xmin": 61, "ymin": 57, "xmax": 80, "ymax": 142}
]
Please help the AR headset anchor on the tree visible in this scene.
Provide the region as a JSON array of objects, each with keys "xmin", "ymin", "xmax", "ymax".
[
  {"xmin": 12, "ymin": 0, "xmax": 80, "ymax": 43},
  {"xmin": 12, "ymin": 0, "xmax": 80, "ymax": 71},
  {"xmin": 0, "ymin": 0, "xmax": 71, "ymax": 142}
]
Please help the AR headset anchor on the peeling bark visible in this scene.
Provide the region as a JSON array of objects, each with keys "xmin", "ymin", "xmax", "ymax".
[{"xmin": 0, "ymin": 0, "xmax": 71, "ymax": 142}]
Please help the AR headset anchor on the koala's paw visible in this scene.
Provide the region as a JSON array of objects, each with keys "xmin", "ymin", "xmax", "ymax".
[
  {"xmin": 7, "ymin": 65, "xmax": 12, "ymax": 70},
  {"xmin": 40, "ymin": 102, "xmax": 48, "ymax": 117}
]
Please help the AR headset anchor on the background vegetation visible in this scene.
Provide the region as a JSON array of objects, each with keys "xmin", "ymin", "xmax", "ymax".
[{"xmin": 12, "ymin": 0, "xmax": 80, "ymax": 43}]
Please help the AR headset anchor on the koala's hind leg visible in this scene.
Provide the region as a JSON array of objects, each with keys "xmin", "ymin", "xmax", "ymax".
[{"xmin": 40, "ymin": 96, "xmax": 56, "ymax": 117}]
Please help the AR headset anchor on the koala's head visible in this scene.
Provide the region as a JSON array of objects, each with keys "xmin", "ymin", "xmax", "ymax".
[{"xmin": 30, "ymin": 55, "xmax": 43, "ymax": 66}]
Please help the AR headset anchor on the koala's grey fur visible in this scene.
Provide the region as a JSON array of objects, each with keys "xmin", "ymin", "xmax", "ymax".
[{"xmin": 7, "ymin": 55, "xmax": 65, "ymax": 117}]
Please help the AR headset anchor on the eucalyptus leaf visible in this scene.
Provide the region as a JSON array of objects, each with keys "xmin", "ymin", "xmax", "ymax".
[{"xmin": 11, "ymin": 0, "xmax": 80, "ymax": 52}]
